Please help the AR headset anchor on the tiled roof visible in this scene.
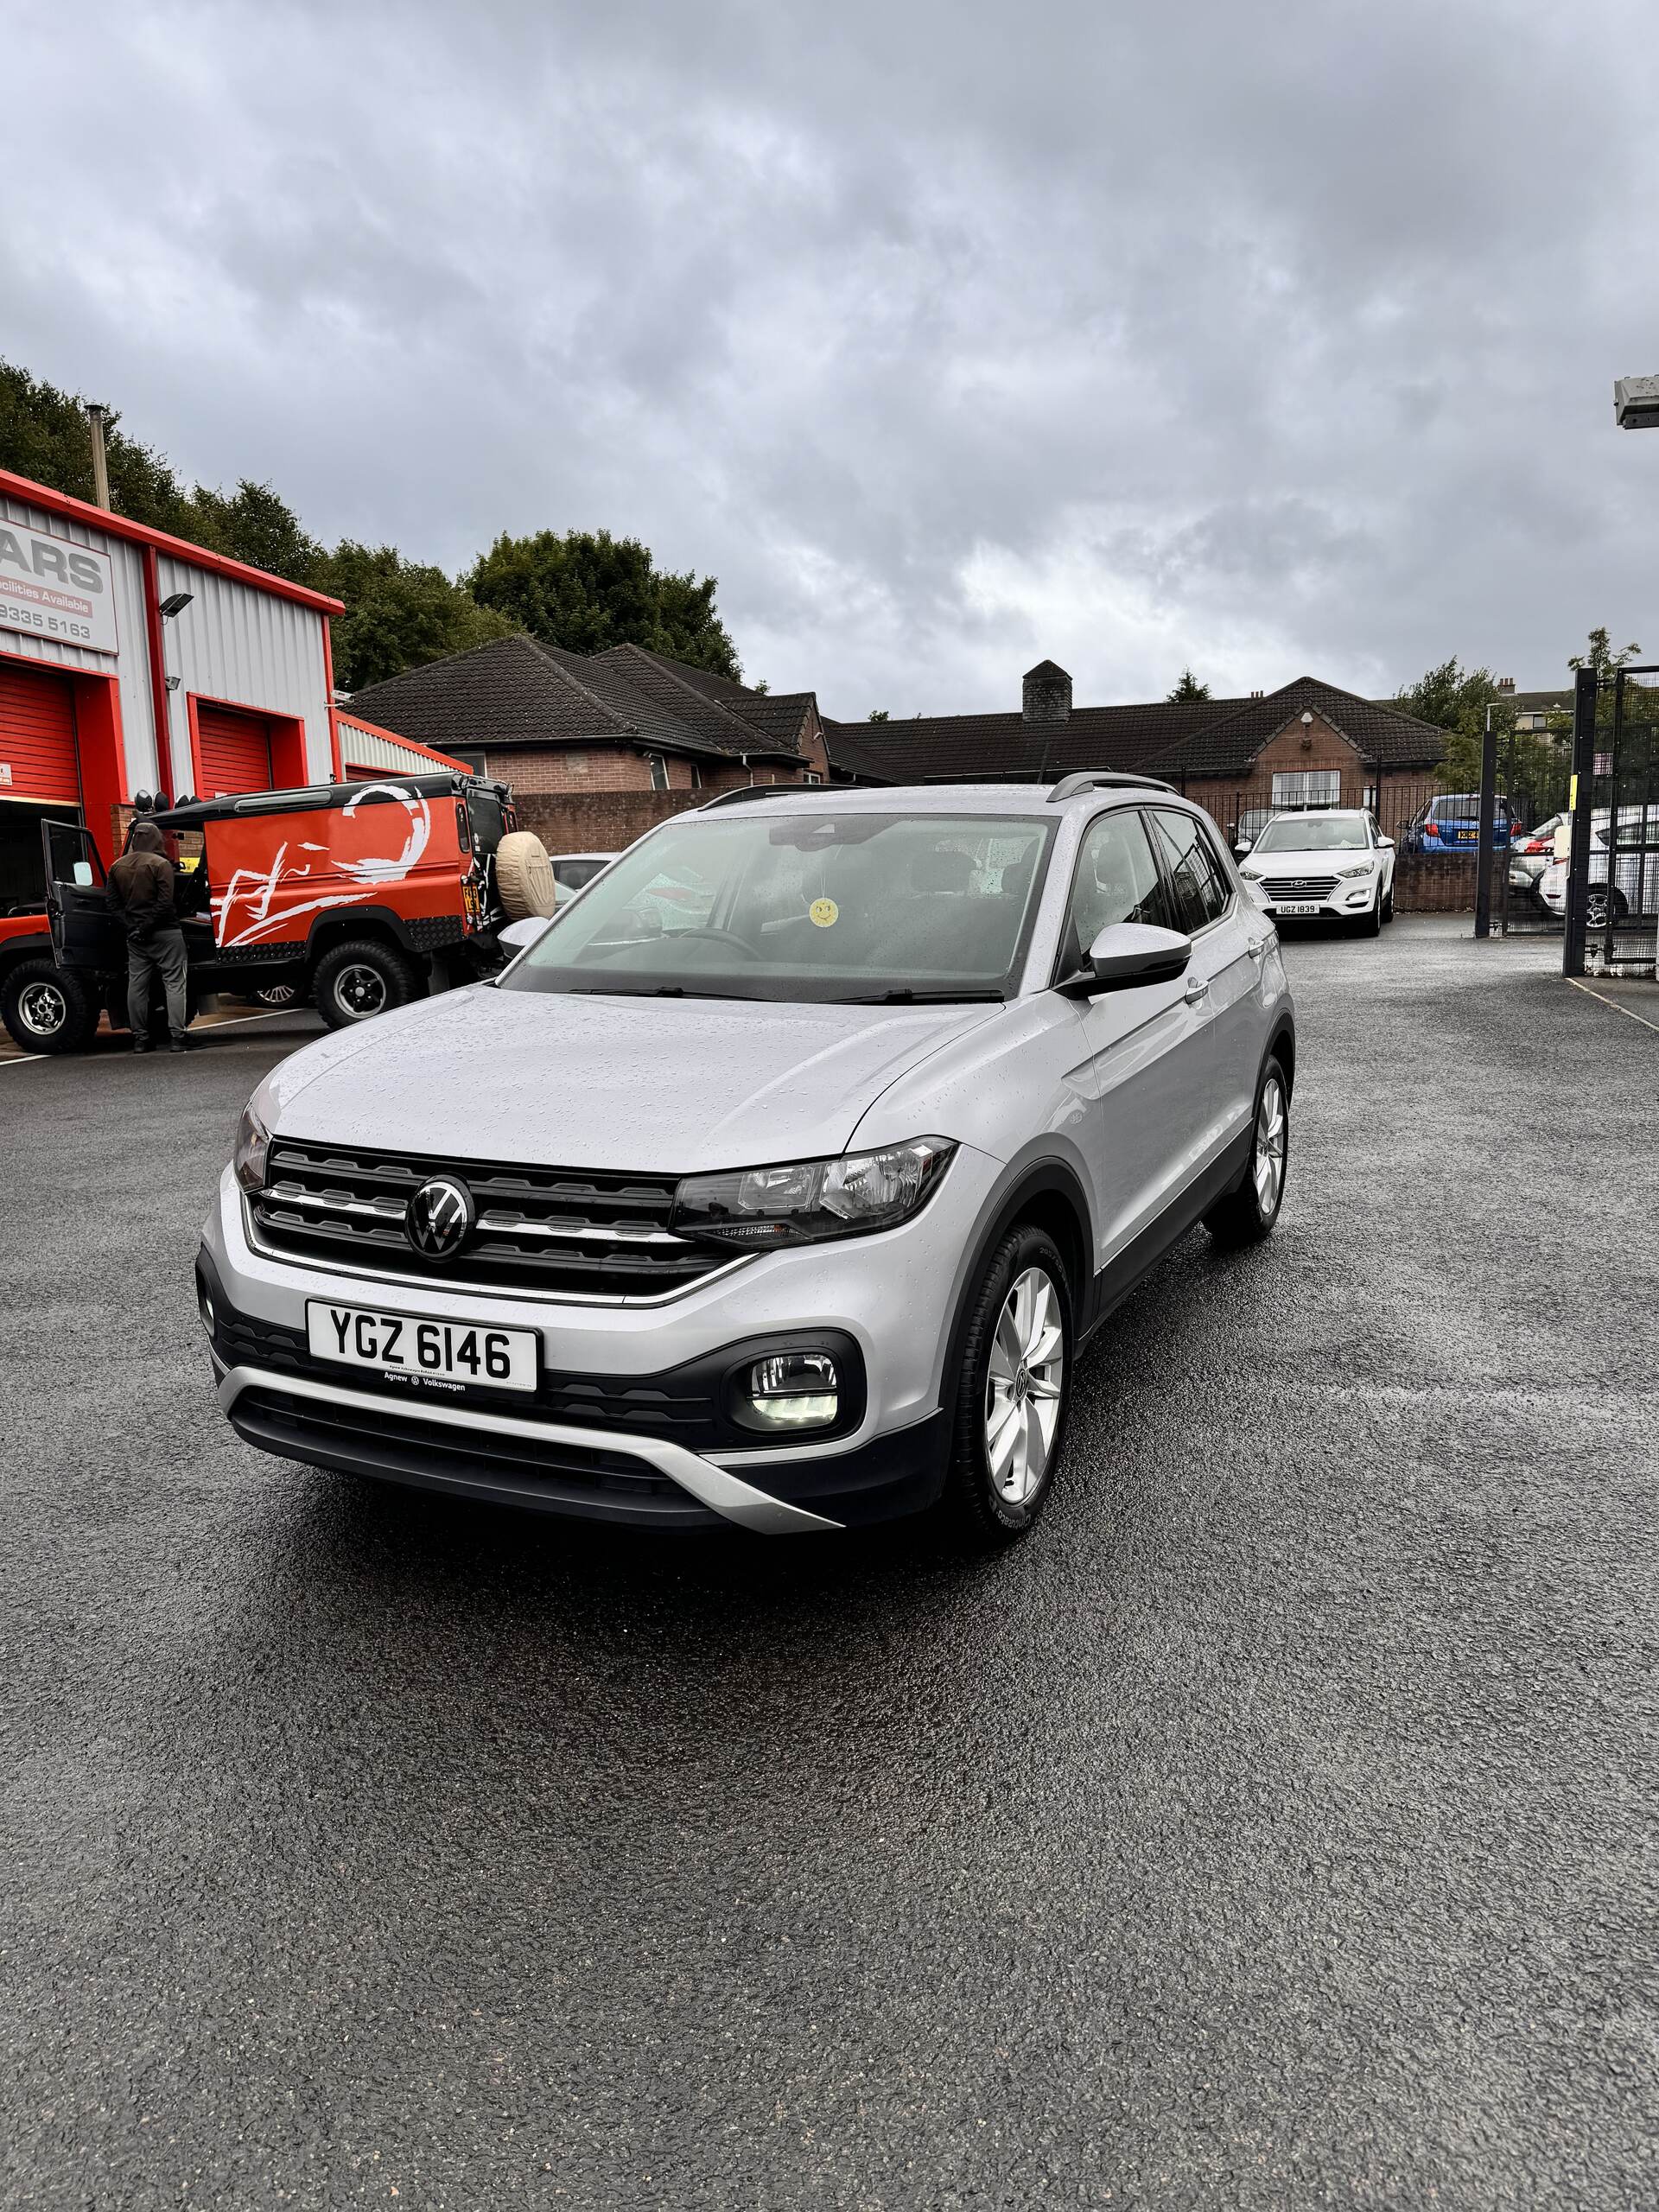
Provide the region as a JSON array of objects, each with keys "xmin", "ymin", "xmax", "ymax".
[
  {"xmin": 346, "ymin": 633, "xmax": 786, "ymax": 762},
  {"xmin": 823, "ymin": 697, "xmax": 1238, "ymax": 786},
  {"xmin": 1142, "ymin": 678, "xmax": 1448, "ymax": 779},
  {"xmin": 820, "ymin": 722, "xmax": 899, "ymax": 783},
  {"xmin": 588, "ymin": 644, "xmax": 807, "ymax": 759}
]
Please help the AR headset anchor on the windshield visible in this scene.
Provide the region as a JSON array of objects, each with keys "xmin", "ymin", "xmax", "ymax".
[
  {"xmin": 1252, "ymin": 815, "xmax": 1372, "ymax": 853},
  {"xmin": 500, "ymin": 810, "xmax": 1054, "ymax": 1002}
]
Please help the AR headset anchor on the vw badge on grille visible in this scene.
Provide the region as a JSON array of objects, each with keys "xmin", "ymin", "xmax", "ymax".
[{"xmin": 405, "ymin": 1176, "xmax": 475, "ymax": 1260}]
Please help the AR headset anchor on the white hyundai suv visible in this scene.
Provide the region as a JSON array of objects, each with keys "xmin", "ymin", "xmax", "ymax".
[
  {"xmin": 1237, "ymin": 808, "xmax": 1395, "ymax": 931},
  {"xmin": 200, "ymin": 776, "xmax": 1295, "ymax": 1545}
]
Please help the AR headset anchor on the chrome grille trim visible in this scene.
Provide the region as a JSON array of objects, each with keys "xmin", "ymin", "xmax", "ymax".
[
  {"xmin": 251, "ymin": 1138, "xmax": 728, "ymax": 1300},
  {"xmin": 1261, "ymin": 875, "xmax": 1338, "ymax": 899}
]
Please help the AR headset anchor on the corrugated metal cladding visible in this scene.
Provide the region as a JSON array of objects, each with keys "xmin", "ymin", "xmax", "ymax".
[
  {"xmin": 337, "ymin": 718, "xmax": 456, "ymax": 777},
  {"xmin": 0, "ymin": 491, "xmax": 157, "ymax": 783},
  {"xmin": 156, "ymin": 555, "xmax": 332, "ymax": 796}
]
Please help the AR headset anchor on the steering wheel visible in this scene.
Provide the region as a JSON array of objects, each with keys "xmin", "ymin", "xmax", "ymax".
[{"xmin": 665, "ymin": 925, "xmax": 762, "ymax": 960}]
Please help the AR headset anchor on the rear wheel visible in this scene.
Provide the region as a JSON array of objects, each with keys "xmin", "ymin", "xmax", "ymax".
[
  {"xmin": 1204, "ymin": 1058, "xmax": 1289, "ymax": 1248},
  {"xmin": 938, "ymin": 1224, "xmax": 1073, "ymax": 1547},
  {"xmin": 2, "ymin": 959, "xmax": 99, "ymax": 1055},
  {"xmin": 312, "ymin": 939, "xmax": 419, "ymax": 1030},
  {"xmin": 1585, "ymin": 885, "xmax": 1627, "ymax": 931}
]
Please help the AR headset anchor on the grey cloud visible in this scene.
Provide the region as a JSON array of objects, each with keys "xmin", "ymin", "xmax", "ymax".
[{"xmin": 8, "ymin": 0, "xmax": 1659, "ymax": 714}]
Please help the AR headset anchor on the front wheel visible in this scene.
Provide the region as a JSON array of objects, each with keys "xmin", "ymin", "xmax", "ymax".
[
  {"xmin": 1204, "ymin": 1058, "xmax": 1289, "ymax": 1248},
  {"xmin": 939, "ymin": 1224, "xmax": 1073, "ymax": 1547},
  {"xmin": 1585, "ymin": 886, "xmax": 1627, "ymax": 931},
  {"xmin": 1382, "ymin": 880, "xmax": 1395, "ymax": 923},
  {"xmin": 312, "ymin": 939, "xmax": 420, "ymax": 1030},
  {"xmin": 1, "ymin": 958, "xmax": 99, "ymax": 1055}
]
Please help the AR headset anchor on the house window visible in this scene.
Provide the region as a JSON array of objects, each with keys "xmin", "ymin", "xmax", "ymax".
[
  {"xmin": 690, "ymin": 763, "xmax": 702, "ymax": 789},
  {"xmin": 1271, "ymin": 769, "xmax": 1340, "ymax": 810},
  {"xmin": 646, "ymin": 753, "xmax": 669, "ymax": 791},
  {"xmin": 804, "ymin": 771, "xmax": 822, "ymax": 785}
]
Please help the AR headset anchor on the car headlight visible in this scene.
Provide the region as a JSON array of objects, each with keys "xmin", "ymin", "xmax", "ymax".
[
  {"xmin": 673, "ymin": 1137, "xmax": 956, "ymax": 1247},
  {"xmin": 1240, "ymin": 865, "xmax": 1264, "ymax": 880},
  {"xmin": 233, "ymin": 1101, "xmax": 271, "ymax": 1193},
  {"xmin": 1336, "ymin": 861, "xmax": 1375, "ymax": 879}
]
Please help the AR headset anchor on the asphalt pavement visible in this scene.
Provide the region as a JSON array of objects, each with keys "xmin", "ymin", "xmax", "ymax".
[{"xmin": 3, "ymin": 918, "xmax": 1656, "ymax": 2210}]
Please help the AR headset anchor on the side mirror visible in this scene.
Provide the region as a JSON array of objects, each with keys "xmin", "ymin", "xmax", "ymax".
[
  {"xmin": 498, "ymin": 914, "xmax": 554, "ymax": 955},
  {"xmin": 1378, "ymin": 835, "xmax": 1395, "ymax": 849},
  {"xmin": 1075, "ymin": 921, "xmax": 1192, "ymax": 993},
  {"xmin": 1234, "ymin": 838, "xmax": 1253, "ymax": 856}
]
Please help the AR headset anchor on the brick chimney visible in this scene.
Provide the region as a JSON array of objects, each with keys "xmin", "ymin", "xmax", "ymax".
[{"xmin": 1022, "ymin": 659, "xmax": 1072, "ymax": 724}]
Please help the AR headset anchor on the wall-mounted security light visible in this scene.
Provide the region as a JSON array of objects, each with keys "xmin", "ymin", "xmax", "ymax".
[
  {"xmin": 158, "ymin": 591, "xmax": 194, "ymax": 618},
  {"xmin": 1613, "ymin": 376, "xmax": 1659, "ymax": 429}
]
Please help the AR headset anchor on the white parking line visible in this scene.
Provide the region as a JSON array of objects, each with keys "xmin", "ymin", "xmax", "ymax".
[
  {"xmin": 1568, "ymin": 978, "xmax": 1659, "ymax": 1033},
  {"xmin": 0, "ymin": 1052, "xmax": 47, "ymax": 1071}
]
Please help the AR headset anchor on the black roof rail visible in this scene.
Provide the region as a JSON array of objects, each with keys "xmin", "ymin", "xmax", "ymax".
[
  {"xmin": 1046, "ymin": 770, "xmax": 1177, "ymax": 804},
  {"xmin": 697, "ymin": 784, "xmax": 803, "ymax": 810}
]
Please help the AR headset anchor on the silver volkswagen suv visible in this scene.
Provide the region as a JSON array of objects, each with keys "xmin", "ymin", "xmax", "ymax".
[{"xmin": 200, "ymin": 774, "xmax": 1294, "ymax": 1544}]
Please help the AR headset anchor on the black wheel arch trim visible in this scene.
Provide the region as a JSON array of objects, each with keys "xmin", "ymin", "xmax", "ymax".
[{"xmin": 305, "ymin": 906, "xmax": 421, "ymax": 960}]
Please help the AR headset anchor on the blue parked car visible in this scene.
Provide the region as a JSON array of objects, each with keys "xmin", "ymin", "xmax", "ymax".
[{"xmin": 1402, "ymin": 792, "xmax": 1525, "ymax": 855}]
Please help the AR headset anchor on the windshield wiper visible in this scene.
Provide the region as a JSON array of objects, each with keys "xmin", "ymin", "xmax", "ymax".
[
  {"xmin": 834, "ymin": 988, "xmax": 1005, "ymax": 1004},
  {"xmin": 567, "ymin": 983, "xmax": 764, "ymax": 1000}
]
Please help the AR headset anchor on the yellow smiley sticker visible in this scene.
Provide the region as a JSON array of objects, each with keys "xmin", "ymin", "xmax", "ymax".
[{"xmin": 809, "ymin": 897, "xmax": 839, "ymax": 929}]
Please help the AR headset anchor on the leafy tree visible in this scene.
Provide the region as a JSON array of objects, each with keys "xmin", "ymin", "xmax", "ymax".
[
  {"xmin": 1395, "ymin": 657, "xmax": 1511, "ymax": 791},
  {"xmin": 0, "ymin": 359, "xmax": 198, "ymax": 534},
  {"xmin": 184, "ymin": 479, "xmax": 323, "ymax": 581},
  {"xmin": 318, "ymin": 543, "xmax": 514, "ymax": 692},
  {"xmin": 1166, "ymin": 668, "xmax": 1210, "ymax": 702},
  {"xmin": 467, "ymin": 528, "xmax": 741, "ymax": 679},
  {"xmin": 867, "ymin": 708, "xmax": 890, "ymax": 721},
  {"xmin": 1568, "ymin": 625, "xmax": 1640, "ymax": 678}
]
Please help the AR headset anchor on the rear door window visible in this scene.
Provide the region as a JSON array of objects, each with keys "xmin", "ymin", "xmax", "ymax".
[{"xmin": 1150, "ymin": 809, "xmax": 1231, "ymax": 933}]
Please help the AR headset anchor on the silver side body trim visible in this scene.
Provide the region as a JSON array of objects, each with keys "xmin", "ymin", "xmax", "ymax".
[{"xmin": 215, "ymin": 1364, "xmax": 842, "ymax": 1535}]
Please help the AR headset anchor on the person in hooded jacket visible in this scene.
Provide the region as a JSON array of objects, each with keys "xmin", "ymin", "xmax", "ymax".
[{"xmin": 105, "ymin": 821, "xmax": 196, "ymax": 1052}]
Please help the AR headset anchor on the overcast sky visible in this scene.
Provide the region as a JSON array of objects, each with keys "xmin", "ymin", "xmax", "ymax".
[{"xmin": 10, "ymin": 0, "xmax": 1659, "ymax": 715}]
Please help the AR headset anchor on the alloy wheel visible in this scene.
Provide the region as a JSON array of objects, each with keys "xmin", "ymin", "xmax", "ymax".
[
  {"xmin": 984, "ymin": 1266, "xmax": 1065, "ymax": 1507},
  {"xmin": 18, "ymin": 981, "xmax": 67, "ymax": 1037},
  {"xmin": 1254, "ymin": 1074, "xmax": 1287, "ymax": 1217},
  {"xmin": 335, "ymin": 963, "xmax": 388, "ymax": 1018}
]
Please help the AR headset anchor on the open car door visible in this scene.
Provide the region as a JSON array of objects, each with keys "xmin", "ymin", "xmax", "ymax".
[{"xmin": 41, "ymin": 818, "xmax": 124, "ymax": 976}]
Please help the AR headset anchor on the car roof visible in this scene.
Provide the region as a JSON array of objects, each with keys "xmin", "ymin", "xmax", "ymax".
[{"xmin": 690, "ymin": 776, "xmax": 1184, "ymax": 820}]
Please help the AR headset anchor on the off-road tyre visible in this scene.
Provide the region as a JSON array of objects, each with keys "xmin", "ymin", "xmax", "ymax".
[
  {"xmin": 1204, "ymin": 1056, "xmax": 1289, "ymax": 1249},
  {"xmin": 494, "ymin": 831, "xmax": 560, "ymax": 922},
  {"xmin": 938, "ymin": 1224, "xmax": 1074, "ymax": 1548},
  {"xmin": 313, "ymin": 938, "xmax": 420, "ymax": 1030},
  {"xmin": 1, "ymin": 959, "xmax": 99, "ymax": 1055}
]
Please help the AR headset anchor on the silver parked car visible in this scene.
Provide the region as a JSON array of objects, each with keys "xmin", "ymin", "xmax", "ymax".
[{"xmin": 200, "ymin": 775, "xmax": 1294, "ymax": 1546}]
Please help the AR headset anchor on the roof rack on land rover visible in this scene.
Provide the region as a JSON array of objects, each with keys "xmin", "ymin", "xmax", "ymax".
[{"xmin": 1046, "ymin": 770, "xmax": 1177, "ymax": 803}]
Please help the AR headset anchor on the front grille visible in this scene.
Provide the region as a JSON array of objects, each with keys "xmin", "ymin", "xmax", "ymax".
[
  {"xmin": 251, "ymin": 1138, "xmax": 730, "ymax": 1300},
  {"xmin": 229, "ymin": 1384, "xmax": 721, "ymax": 1528},
  {"xmin": 1261, "ymin": 875, "xmax": 1338, "ymax": 899},
  {"xmin": 217, "ymin": 1307, "xmax": 726, "ymax": 1446}
]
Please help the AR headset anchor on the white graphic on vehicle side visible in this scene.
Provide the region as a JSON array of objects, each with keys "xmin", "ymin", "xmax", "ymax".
[{"xmin": 213, "ymin": 785, "xmax": 433, "ymax": 950}]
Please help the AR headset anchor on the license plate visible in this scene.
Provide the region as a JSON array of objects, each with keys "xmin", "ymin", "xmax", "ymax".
[
  {"xmin": 1275, "ymin": 901, "xmax": 1322, "ymax": 915},
  {"xmin": 306, "ymin": 1300, "xmax": 537, "ymax": 1391}
]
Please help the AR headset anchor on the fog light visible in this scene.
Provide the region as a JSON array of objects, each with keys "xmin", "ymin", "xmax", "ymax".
[
  {"xmin": 741, "ymin": 1351, "xmax": 839, "ymax": 1430},
  {"xmin": 1345, "ymin": 889, "xmax": 1370, "ymax": 905}
]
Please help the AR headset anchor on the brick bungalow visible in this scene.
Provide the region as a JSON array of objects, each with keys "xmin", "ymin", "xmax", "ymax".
[
  {"xmin": 825, "ymin": 664, "xmax": 1450, "ymax": 839},
  {"xmin": 346, "ymin": 634, "xmax": 836, "ymax": 853}
]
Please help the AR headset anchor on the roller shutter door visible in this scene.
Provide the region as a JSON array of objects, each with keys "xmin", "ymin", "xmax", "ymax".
[
  {"xmin": 196, "ymin": 703, "xmax": 274, "ymax": 796},
  {"xmin": 0, "ymin": 658, "xmax": 79, "ymax": 804}
]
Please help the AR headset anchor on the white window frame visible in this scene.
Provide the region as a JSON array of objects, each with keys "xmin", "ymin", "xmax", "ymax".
[
  {"xmin": 1271, "ymin": 768, "xmax": 1341, "ymax": 811},
  {"xmin": 646, "ymin": 753, "xmax": 670, "ymax": 791}
]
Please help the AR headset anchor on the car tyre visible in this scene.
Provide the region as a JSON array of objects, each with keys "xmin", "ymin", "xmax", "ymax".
[
  {"xmin": 1585, "ymin": 886, "xmax": 1627, "ymax": 931},
  {"xmin": 1204, "ymin": 1057, "xmax": 1289, "ymax": 1248},
  {"xmin": 313, "ymin": 939, "xmax": 420, "ymax": 1029},
  {"xmin": 1381, "ymin": 880, "xmax": 1395, "ymax": 923},
  {"xmin": 494, "ymin": 831, "xmax": 560, "ymax": 922},
  {"xmin": 1, "ymin": 958, "xmax": 99, "ymax": 1055},
  {"xmin": 938, "ymin": 1224, "xmax": 1073, "ymax": 1548}
]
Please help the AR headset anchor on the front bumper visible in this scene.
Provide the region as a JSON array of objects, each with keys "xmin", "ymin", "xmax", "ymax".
[
  {"xmin": 199, "ymin": 1147, "xmax": 993, "ymax": 1532},
  {"xmin": 1250, "ymin": 880, "xmax": 1380, "ymax": 918}
]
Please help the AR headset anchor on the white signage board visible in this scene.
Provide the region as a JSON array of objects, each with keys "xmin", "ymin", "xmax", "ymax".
[{"xmin": 0, "ymin": 521, "xmax": 119, "ymax": 655}]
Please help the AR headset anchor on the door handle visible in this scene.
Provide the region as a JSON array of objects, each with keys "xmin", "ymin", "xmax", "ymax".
[{"xmin": 1184, "ymin": 975, "xmax": 1210, "ymax": 1004}]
